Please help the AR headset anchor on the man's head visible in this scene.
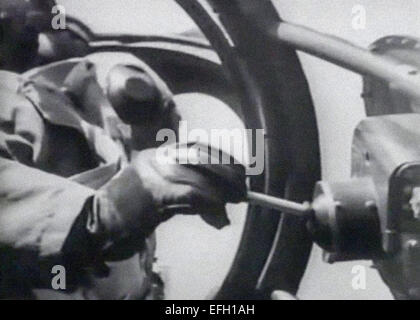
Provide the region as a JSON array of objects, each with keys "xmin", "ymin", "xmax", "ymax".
[
  {"xmin": 106, "ymin": 64, "xmax": 165, "ymax": 125},
  {"xmin": 0, "ymin": 0, "xmax": 55, "ymax": 71}
]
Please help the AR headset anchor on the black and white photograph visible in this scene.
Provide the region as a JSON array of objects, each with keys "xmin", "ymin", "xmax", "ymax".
[{"xmin": 1, "ymin": 0, "xmax": 420, "ymax": 306}]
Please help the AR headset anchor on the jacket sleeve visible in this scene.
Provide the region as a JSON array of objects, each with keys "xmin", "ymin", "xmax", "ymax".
[{"xmin": 0, "ymin": 157, "xmax": 95, "ymax": 259}]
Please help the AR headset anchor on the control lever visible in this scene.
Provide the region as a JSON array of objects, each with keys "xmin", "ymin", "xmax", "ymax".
[{"xmin": 246, "ymin": 191, "xmax": 313, "ymax": 218}]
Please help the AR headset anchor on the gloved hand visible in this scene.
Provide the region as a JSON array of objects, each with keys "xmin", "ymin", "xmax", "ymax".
[
  {"xmin": 96, "ymin": 143, "xmax": 247, "ymax": 259},
  {"xmin": 131, "ymin": 144, "xmax": 247, "ymax": 229}
]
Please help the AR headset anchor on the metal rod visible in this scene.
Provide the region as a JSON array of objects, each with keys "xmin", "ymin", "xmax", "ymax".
[
  {"xmin": 271, "ymin": 22, "xmax": 420, "ymax": 103},
  {"xmin": 247, "ymin": 191, "xmax": 312, "ymax": 218}
]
